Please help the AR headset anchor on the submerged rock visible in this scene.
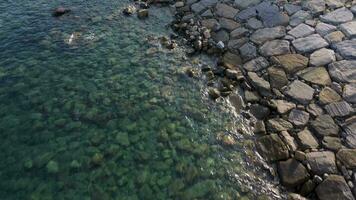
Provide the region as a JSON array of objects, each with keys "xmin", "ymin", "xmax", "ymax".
[{"xmin": 53, "ymin": 7, "xmax": 71, "ymax": 17}]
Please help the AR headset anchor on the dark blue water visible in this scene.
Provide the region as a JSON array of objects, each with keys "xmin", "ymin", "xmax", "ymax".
[{"xmin": 0, "ymin": 1, "xmax": 279, "ymax": 199}]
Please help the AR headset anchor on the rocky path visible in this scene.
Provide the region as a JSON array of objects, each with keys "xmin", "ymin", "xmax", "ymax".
[{"xmin": 170, "ymin": 0, "xmax": 356, "ymax": 199}]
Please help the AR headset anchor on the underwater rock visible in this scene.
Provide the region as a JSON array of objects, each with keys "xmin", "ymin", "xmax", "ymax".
[
  {"xmin": 123, "ymin": 5, "xmax": 136, "ymax": 15},
  {"xmin": 137, "ymin": 9, "xmax": 149, "ymax": 19},
  {"xmin": 46, "ymin": 160, "xmax": 59, "ymax": 174},
  {"xmin": 53, "ymin": 7, "xmax": 71, "ymax": 17}
]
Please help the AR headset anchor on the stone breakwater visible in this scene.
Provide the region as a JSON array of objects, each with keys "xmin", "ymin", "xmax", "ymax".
[{"xmin": 167, "ymin": 0, "xmax": 356, "ymax": 199}]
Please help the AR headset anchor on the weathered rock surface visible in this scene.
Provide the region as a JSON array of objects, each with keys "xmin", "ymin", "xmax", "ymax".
[
  {"xmin": 316, "ymin": 22, "xmax": 337, "ymax": 36},
  {"xmin": 248, "ymin": 72, "xmax": 271, "ymax": 97},
  {"xmin": 306, "ymin": 151, "xmax": 338, "ymax": 175},
  {"xmin": 310, "ymin": 114, "xmax": 339, "ymax": 137},
  {"xmin": 325, "ymin": 101, "xmax": 353, "ymax": 117},
  {"xmin": 257, "ymin": 134, "xmax": 289, "ymax": 161},
  {"xmin": 288, "ymin": 23, "xmax": 315, "ymax": 38},
  {"xmin": 250, "ymin": 26, "xmax": 286, "ymax": 45},
  {"xmin": 343, "ymin": 84, "xmax": 356, "ymax": 104},
  {"xmin": 320, "ymin": 7, "xmax": 354, "ymax": 25},
  {"xmin": 298, "ymin": 67, "xmax": 332, "ymax": 86},
  {"xmin": 268, "ymin": 66, "xmax": 288, "ymax": 89},
  {"xmin": 256, "ymin": 2, "xmax": 290, "ymax": 28},
  {"xmin": 290, "ymin": 10, "xmax": 312, "ymax": 27},
  {"xmin": 260, "ymin": 40, "xmax": 290, "ymax": 56},
  {"xmin": 234, "ymin": 0, "xmax": 261, "ymax": 9},
  {"xmin": 278, "ymin": 159, "xmax": 310, "ymax": 187},
  {"xmin": 215, "ymin": 3, "xmax": 238, "ymax": 19},
  {"xmin": 335, "ymin": 40, "xmax": 356, "ymax": 59},
  {"xmin": 319, "ymin": 87, "xmax": 341, "ymax": 105},
  {"xmin": 219, "ymin": 18, "xmax": 240, "ymax": 31},
  {"xmin": 191, "ymin": 0, "xmax": 218, "ymax": 13},
  {"xmin": 302, "ymin": 0, "xmax": 326, "ymax": 15},
  {"xmin": 271, "ymin": 100, "xmax": 296, "ymax": 114},
  {"xmin": 316, "ymin": 175, "xmax": 355, "ymax": 200},
  {"xmin": 337, "ymin": 149, "xmax": 356, "ymax": 169},
  {"xmin": 307, "ymin": 103, "xmax": 324, "ymax": 117},
  {"xmin": 284, "ymin": 4, "xmax": 301, "ymax": 15},
  {"xmin": 285, "ymin": 80, "xmax": 315, "ymax": 104},
  {"xmin": 288, "ymin": 109, "xmax": 310, "ymax": 127},
  {"xmin": 280, "ymin": 131, "xmax": 298, "ymax": 152},
  {"xmin": 222, "ymin": 51, "xmax": 242, "ymax": 68},
  {"xmin": 243, "ymin": 57, "xmax": 269, "ymax": 72},
  {"xmin": 328, "ymin": 60, "xmax": 356, "ymax": 83},
  {"xmin": 239, "ymin": 43, "xmax": 257, "ymax": 61},
  {"xmin": 322, "ymin": 136, "xmax": 343, "ymax": 151},
  {"xmin": 292, "ymin": 34, "xmax": 329, "ymax": 53},
  {"xmin": 325, "ymin": 31, "xmax": 345, "ymax": 44},
  {"xmin": 267, "ymin": 118, "xmax": 293, "ymax": 132},
  {"xmin": 297, "ymin": 129, "xmax": 319, "ymax": 150},
  {"xmin": 340, "ymin": 21, "xmax": 356, "ymax": 38},
  {"xmin": 310, "ymin": 48, "xmax": 336, "ymax": 67},
  {"xmin": 274, "ymin": 54, "xmax": 308, "ymax": 74}
]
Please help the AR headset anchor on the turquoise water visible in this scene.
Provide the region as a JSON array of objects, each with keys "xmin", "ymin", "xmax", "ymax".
[{"xmin": 0, "ymin": 1, "xmax": 277, "ymax": 199}]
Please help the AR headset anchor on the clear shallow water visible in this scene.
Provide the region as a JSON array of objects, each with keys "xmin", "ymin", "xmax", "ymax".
[{"xmin": 0, "ymin": 1, "xmax": 278, "ymax": 199}]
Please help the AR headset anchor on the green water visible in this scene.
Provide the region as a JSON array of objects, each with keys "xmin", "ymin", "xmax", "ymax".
[{"xmin": 0, "ymin": 1, "xmax": 278, "ymax": 199}]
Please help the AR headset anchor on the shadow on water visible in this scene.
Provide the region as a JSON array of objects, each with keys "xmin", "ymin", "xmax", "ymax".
[{"xmin": 0, "ymin": 0, "xmax": 283, "ymax": 199}]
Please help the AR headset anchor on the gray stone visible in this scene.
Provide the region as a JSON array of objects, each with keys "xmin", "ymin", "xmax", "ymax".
[
  {"xmin": 227, "ymin": 38, "xmax": 248, "ymax": 52},
  {"xmin": 337, "ymin": 149, "xmax": 356, "ymax": 169},
  {"xmin": 234, "ymin": 0, "xmax": 261, "ymax": 9},
  {"xmin": 268, "ymin": 66, "xmax": 288, "ymax": 89},
  {"xmin": 306, "ymin": 151, "xmax": 338, "ymax": 175},
  {"xmin": 352, "ymin": 5, "xmax": 356, "ymax": 14},
  {"xmin": 288, "ymin": 23, "xmax": 315, "ymax": 38},
  {"xmin": 325, "ymin": 101, "xmax": 353, "ymax": 117},
  {"xmin": 257, "ymin": 134, "xmax": 289, "ymax": 161},
  {"xmin": 250, "ymin": 26, "xmax": 286, "ymax": 45},
  {"xmin": 191, "ymin": 0, "xmax": 218, "ymax": 13},
  {"xmin": 280, "ymin": 131, "xmax": 298, "ymax": 152},
  {"xmin": 250, "ymin": 104, "xmax": 270, "ymax": 120},
  {"xmin": 288, "ymin": 109, "xmax": 310, "ymax": 127},
  {"xmin": 201, "ymin": 18, "xmax": 219, "ymax": 29},
  {"xmin": 212, "ymin": 30, "xmax": 229, "ymax": 43},
  {"xmin": 315, "ymin": 22, "xmax": 337, "ymax": 36},
  {"xmin": 310, "ymin": 48, "xmax": 336, "ymax": 66},
  {"xmin": 239, "ymin": 43, "xmax": 257, "ymax": 61},
  {"xmin": 325, "ymin": 31, "xmax": 345, "ymax": 44},
  {"xmin": 235, "ymin": 6, "xmax": 258, "ymax": 21},
  {"xmin": 254, "ymin": 120, "xmax": 266, "ymax": 134},
  {"xmin": 256, "ymin": 2, "xmax": 290, "ymax": 28},
  {"xmin": 246, "ymin": 18, "xmax": 263, "ymax": 29},
  {"xmin": 325, "ymin": 0, "xmax": 345, "ymax": 9},
  {"xmin": 302, "ymin": 0, "xmax": 326, "ymax": 15},
  {"xmin": 221, "ymin": 51, "xmax": 242, "ymax": 69},
  {"xmin": 244, "ymin": 90, "xmax": 260, "ymax": 102},
  {"xmin": 328, "ymin": 60, "xmax": 356, "ymax": 83},
  {"xmin": 215, "ymin": 3, "xmax": 238, "ymax": 19},
  {"xmin": 267, "ymin": 118, "xmax": 294, "ymax": 132},
  {"xmin": 340, "ymin": 21, "xmax": 356, "ymax": 38},
  {"xmin": 248, "ymin": 72, "xmax": 271, "ymax": 97},
  {"xmin": 310, "ymin": 114, "xmax": 339, "ymax": 137},
  {"xmin": 297, "ymin": 129, "xmax": 319, "ymax": 150},
  {"xmin": 219, "ymin": 18, "xmax": 240, "ymax": 31},
  {"xmin": 316, "ymin": 175, "xmax": 355, "ymax": 200},
  {"xmin": 271, "ymin": 99, "xmax": 296, "ymax": 114},
  {"xmin": 273, "ymin": 54, "xmax": 309, "ymax": 74},
  {"xmin": 230, "ymin": 27, "xmax": 249, "ymax": 39},
  {"xmin": 260, "ymin": 40, "xmax": 290, "ymax": 56},
  {"xmin": 319, "ymin": 87, "xmax": 342, "ymax": 104},
  {"xmin": 290, "ymin": 10, "xmax": 313, "ymax": 27},
  {"xmin": 344, "ymin": 84, "xmax": 356, "ymax": 104},
  {"xmin": 322, "ymin": 136, "xmax": 343, "ymax": 151},
  {"xmin": 284, "ymin": 4, "xmax": 302, "ymax": 15},
  {"xmin": 307, "ymin": 103, "xmax": 324, "ymax": 117},
  {"xmin": 243, "ymin": 57, "xmax": 269, "ymax": 72},
  {"xmin": 285, "ymin": 80, "xmax": 315, "ymax": 104},
  {"xmin": 200, "ymin": 9, "xmax": 213, "ymax": 18},
  {"xmin": 292, "ymin": 34, "xmax": 329, "ymax": 53},
  {"xmin": 343, "ymin": 119, "xmax": 356, "ymax": 148},
  {"xmin": 278, "ymin": 159, "xmax": 310, "ymax": 187},
  {"xmin": 320, "ymin": 7, "xmax": 354, "ymax": 25},
  {"xmin": 335, "ymin": 39, "xmax": 356, "ymax": 59},
  {"xmin": 298, "ymin": 67, "xmax": 332, "ymax": 85}
]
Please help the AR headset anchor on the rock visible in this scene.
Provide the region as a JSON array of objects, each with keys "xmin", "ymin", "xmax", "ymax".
[
  {"xmin": 343, "ymin": 119, "xmax": 356, "ymax": 148},
  {"xmin": 344, "ymin": 84, "xmax": 356, "ymax": 103},
  {"xmin": 328, "ymin": 60, "xmax": 356, "ymax": 83},
  {"xmin": 219, "ymin": 18, "xmax": 240, "ymax": 31},
  {"xmin": 250, "ymin": 26, "xmax": 286, "ymax": 45},
  {"xmin": 278, "ymin": 159, "xmax": 310, "ymax": 187},
  {"xmin": 244, "ymin": 90, "xmax": 260, "ymax": 102},
  {"xmin": 352, "ymin": 5, "xmax": 356, "ymax": 14},
  {"xmin": 284, "ymin": 4, "xmax": 302, "ymax": 15},
  {"xmin": 225, "ymin": 68, "xmax": 243, "ymax": 80},
  {"xmin": 280, "ymin": 131, "xmax": 298, "ymax": 152},
  {"xmin": 234, "ymin": 0, "xmax": 261, "ymax": 9},
  {"xmin": 208, "ymin": 88, "xmax": 220, "ymax": 99},
  {"xmin": 255, "ymin": 2, "xmax": 290, "ymax": 28},
  {"xmin": 340, "ymin": 21, "xmax": 356, "ymax": 38},
  {"xmin": 175, "ymin": 2, "xmax": 185, "ymax": 8},
  {"xmin": 46, "ymin": 160, "xmax": 59, "ymax": 174},
  {"xmin": 243, "ymin": 57, "xmax": 269, "ymax": 72},
  {"xmin": 319, "ymin": 87, "xmax": 342, "ymax": 104},
  {"xmin": 297, "ymin": 129, "xmax": 319, "ymax": 150},
  {"xmin": 137, "ymin": 9, "xmax": 149, "ymax": 19},
  {"xmin": 215, "ymin": 3, "xmax": 238, "ymax": 19},
  {"xmin": 230, "ymin": 27, "xmax": 249, "ymax": 39},
  {"xmin": 316, "ymin": 22, "xmax": 337, "ymax": 36},
  {"xmin": 337, "ymin": 149, "xmax": 356, "ymax": 169},
  {"xmin": 200, "ymin": 9, "xmax": 213, "ymax": 18},
  {"xmin": 306, "ymin": 151, "xmax": 338, "ymax": 175},
  {"xmin": 260, "ymin": 40, "xmax": 291, "ymax": 56},
  {"xmin": 268, "ymin": 66, "xmax": 288, "ymax": 89},
  {"xmin": 325, "ymin": 101, "xmax": 353, "ymax": 117},
  {"xmin": 310, "ymin": 48, "xmax": 336, "ymax": 67},
  {"xmin": 288, "ymin": 193, "xmax": 308, "ymax": 200},
  {"xmin": 325, "ymin": 0, "xmax": 344, "ymax": 9},
  {"xmin": 325, "ymin": 31, "xmax": 345, "ymax": 44},
  {"xmin": 302, "ymin": 0, "xmax": 326, "ymax": 15},
  {"xmin": 246, "ymin": 18, "xmax": 263, "ymax": 29},
  {"xmin": 201, "ymin": 18, "xmax": 219, "ymax": 29},
  {"xmin": 320, "ymin": 7, "xmax": 354, "ymax": 25},
  {"xmin": 274, "ymin": 54, "xmax": 309, "ymax": 74},
  {"xmin": 290, "ymin": 10, "xmax": 312, "ymax": 27},
  {"xmin": 288, "ymin": 23, "xmax": 315, "ymax": 38},
  {"xmin": 292, "ymin": 34, "xmax": 329, "ymax": 53},
  {"xmin": 271, "ymin": 99, "xmax": 296, "ymax": 114},
  {"xmin": 235, "ymin": 6, "xmax": 258, "ymax": 21},
  {"xmin": 222, "ymin": 51, "xmax": 242, "ymax": 69},
  {"xmin": 288, "ymin": 109, "xmax": 310, "ymax": 127},
  {"xmin": 322, "ymin": 136, "xmax": 343, "ymax": 151},
  {"xmin": 335, "ymin": 40, "xmax": 356, "ymax": 59},
  {"xmin": 300, "ymin": 179, "xmax": 316, "ymax": 196},
  {"xmin": 53, "ymin": 7, "xmax": 71, "ymax": 17},
  {"xmin": 239, "ymin": 43, "xmax": 257, "ymax": 61},
  {"xmin": 247, "ymin": 72, "xmax": 271, "ymax": 97},
  {"xmin": 257, "ymin": 134, "xmax": 289, "ymax": 161},
  {"xmin": 285, "ymin": 80, "xmax": 315, "ymax": 104},
  {"xmin": 254, "ymin": 120, "xmax": 266, "ymax": 134},
  {"xmin": 212, "ymin": 30, "xmax": 229, "ymax": 43},
  {"xmin": 228, "ymin": 38, "xmax": 248, "ymax": 52},
  {"xmin": 229, "ymin": 94, "xmax": 244, "ymax": 112},
  {"xmin": 298, "ymin": 67, "xmax": 332, "ymax": 86},
  {"xmin": 250, "ymin": 104, "xmax": 270, "ymax": 120},
  {"xmin": 316, "ymin": 175, "xmax": 355, "ymax": 200},
  {"xmin": 307, "ymin": 103, "xmax": 324, "ymax": 117},
  {"xmin": 310, "ymin": 114, "xmax": 340, "ymax": 137},
  {"xmin": 267, "ymin": 118, "xmax": 293, "ymax": 132},
  {"xmin": 191, "ymin": 0, "xmax": 218, "ymax": 13}
]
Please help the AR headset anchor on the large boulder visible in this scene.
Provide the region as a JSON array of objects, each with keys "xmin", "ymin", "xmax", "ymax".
[
  {"xmin": 316, "ymin": 175, "xmax": 355, "ymax": 200},
  {"xmin": 306, "ymin": 151, "xmax": 338, "ymax": 175},
  {"xmin": 278, "ymin": 159, "xmax": 310, "ymax": 187}
]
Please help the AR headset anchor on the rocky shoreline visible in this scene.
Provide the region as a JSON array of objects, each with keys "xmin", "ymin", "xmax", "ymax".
[{"xmin": 125, "ymin": 0, "xmax": 356, "ymax": 199}]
